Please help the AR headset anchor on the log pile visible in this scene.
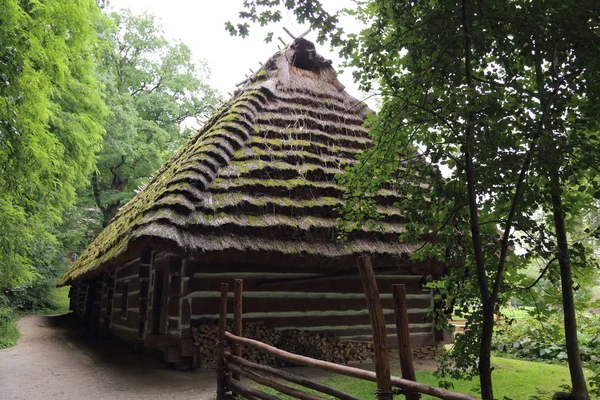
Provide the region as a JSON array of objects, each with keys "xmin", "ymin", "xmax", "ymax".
[
  {"xmin": 192, "ymin": 321, "xmax": 375, "ymax": 367},
  {"xmin": 412, "ymin": 344, "xmax": 437, "ymax": 360}
]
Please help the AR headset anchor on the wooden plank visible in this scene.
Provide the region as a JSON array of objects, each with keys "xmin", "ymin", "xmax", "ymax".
[
  {"xmin": 226, "ymin": 361, "xmax": 327, "ymax": 400},
  {"xmin": 357, "ymin": 256, "xmax": 392, "ymax": 400},
  {"xmin": 225, "ymin": 352, "xmax": 361, "ymax": 400},
  {"xmin": 393, "ymin": 284, "xmax": 418, "ymax": 400},
  {"xmin": 232, "ymin": 279, "xmax": 243, "ymax": 381},
  {"xmin": 226, "ymin": 376, "xmax": 280, "ymax": 400},
  {"xmin": 189, "ymin": 296, "xmax": 431, "ymax": 314},
  {"xmin": 225, "ymin": 332, "xmax": 480, "ymax": 400},
  {"xmin": 216, "ymin": 283, "xmax": 228, "ymax": 400},
  {"xmin": 189, "ymin": 276, "xmax": 427, "ymax": 295}
]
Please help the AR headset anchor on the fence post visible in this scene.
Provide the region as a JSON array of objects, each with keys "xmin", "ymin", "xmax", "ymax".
[
  {"xmin": 232, "ymin": 279, "xmax": 243, "ymax": 381},
  {"xmin": 357, "ymin": 256, "xmax": 393, "ymax": 400},
  {"xmin": 216, "ymin": 283, "xmax": 229, "ymax": 400},
  {"xmin": 393, "ymin": 284, "xmax": 419, "ymax": 400}
]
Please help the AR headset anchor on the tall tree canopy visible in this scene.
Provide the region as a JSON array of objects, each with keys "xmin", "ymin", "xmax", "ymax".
[
  {"xmin": 0, "ymin": 0, "xmax": 106, "ymax": 291},
  {"xmin": 229, "ymin": 1, "xmax": 600, "ymax": 399},
  {"xmin": 90, "ymin": 9, "xmax": 221, "ymax": 227}
]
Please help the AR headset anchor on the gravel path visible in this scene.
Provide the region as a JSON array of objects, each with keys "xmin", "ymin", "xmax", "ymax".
[{"xmin": 0, "ymin": 314, "xmax": 215, "ymax": 400}]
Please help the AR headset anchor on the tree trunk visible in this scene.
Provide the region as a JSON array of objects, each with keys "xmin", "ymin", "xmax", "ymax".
[
  {"xmin": 461, "ymin": 1, "xmax": 494, "ymax": 397},
  {"xmin": 550, "ymin": 175, "xmax": 590, "ymax": 400}
]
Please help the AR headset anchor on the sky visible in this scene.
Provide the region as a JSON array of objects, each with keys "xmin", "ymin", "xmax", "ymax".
[{"xmin": 109, "ymin": 0, "xmax": 366, "ymax": 101}]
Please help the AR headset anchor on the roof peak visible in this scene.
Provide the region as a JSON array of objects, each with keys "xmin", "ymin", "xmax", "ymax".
[{"xmin": 234, "ymin": 37, "xmax": 345, "ymax": 95}]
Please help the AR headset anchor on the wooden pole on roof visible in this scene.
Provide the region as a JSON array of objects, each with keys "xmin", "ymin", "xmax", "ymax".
[
  {"xmin": 393, "ymin": 284, "xmax": 419, "ymax": 400},
  {"xmin": 232, "ymin": 279, "xmax": 243, "ymax": 381},
  {"xmin": 357, "ymin": 256, "xmax": 393, "ymax": 400},
  {"xmin": 216, "ymin": 282, "xmax": 229, "ymax": 400},
  {"xmin": 283, "ymin": 26, "xmax": 296, "ymax": 39}
]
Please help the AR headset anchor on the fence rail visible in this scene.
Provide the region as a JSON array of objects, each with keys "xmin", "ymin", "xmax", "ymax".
[{"xmin": 215, "ymin": 256, "xmax": 480, "ymax": 400}]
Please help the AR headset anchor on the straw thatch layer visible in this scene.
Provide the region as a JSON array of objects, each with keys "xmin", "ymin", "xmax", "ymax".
[{"xmin": 60, "ymin": 39, "xmax": 424, "ymax": 285}]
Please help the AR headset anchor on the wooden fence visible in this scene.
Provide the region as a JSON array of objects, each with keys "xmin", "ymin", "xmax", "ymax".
[{"xmin": 215, "ymin": 256, "xmax": 479, "ymax": 400}]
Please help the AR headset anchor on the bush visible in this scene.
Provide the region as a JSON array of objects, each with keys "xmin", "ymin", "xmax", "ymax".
[
  {"xmin": 493, "ymin": 310, "xmax": 600, "ymax": 397},
  {"xmin": 493, "ymin": 312, "xmax": 600, "ymax": 363},
  {"xmin": 0, "ymin": 307, "xmax": 19, "ymax": 348}
]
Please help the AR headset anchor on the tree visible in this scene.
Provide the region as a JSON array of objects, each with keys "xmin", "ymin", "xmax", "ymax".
[
  {"xmin": 0, "ymin": 0, "xmax": 106, "ymax": 292},
  {"xmin": 90, "ymin": 9, "xmax": 221, "ymax": 227},
  {"xmin": 228, "ymin": 1, "xmax": 600, "ymax": 399}
]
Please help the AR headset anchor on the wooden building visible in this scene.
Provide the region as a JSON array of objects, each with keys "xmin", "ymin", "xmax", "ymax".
[{"xmin": 60, "ymin": 38, "xmax": 442, "ymax": 367}]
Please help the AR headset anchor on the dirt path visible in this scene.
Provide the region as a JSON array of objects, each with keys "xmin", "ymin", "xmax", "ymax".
[
  {"xmin": 0, "ymin": 314, "xmax": 215, "ymax": 400},
  {"xmin": 0, "ymin": 314, "xmax": 438, "ymax": 400}
]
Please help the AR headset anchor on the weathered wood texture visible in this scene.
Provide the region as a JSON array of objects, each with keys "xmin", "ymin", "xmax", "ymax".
[
  {"xmin": 225, "ymin": 332, "xmax": 480, "ymax": 400},
  {"xmin": 232, "ymin": 279, "xmax": 243, "ymax": 381},
  {"xmin": 225, "ymin": 352, "xmax": 361, "ymax": 400},
  {"xmin": 186, "ymin": 261, "xmax": 434, "ymax": 346},
  {"xmin": 393, "ymin": 284, "xmax": 418, "ymax": 400},
  {"xmin": 357, "ymin": 256, "xmax": 392, "ymax": 400},
  {"xmin": 226, "ymin": 376, "xmax": 279, "ymax": 400},
  {"xmin": 226, "ymin": 361, "xmax": 327, "ymax": 400},
  {"xmin": 216, "ymin": 283, "xmax": 229, "ymax": 400}
]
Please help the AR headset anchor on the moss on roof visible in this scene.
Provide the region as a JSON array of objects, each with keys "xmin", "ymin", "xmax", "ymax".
[{"xmin": 59, "ymin": 39, "xmax": 420, "ymax": 286}]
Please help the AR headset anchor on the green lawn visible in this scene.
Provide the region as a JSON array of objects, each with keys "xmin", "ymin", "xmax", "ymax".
[{"xmin": 256, "ymin": 356, "xmax": 590, "ymax": 400}]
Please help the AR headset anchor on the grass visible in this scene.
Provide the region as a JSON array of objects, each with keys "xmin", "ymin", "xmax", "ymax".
[
  {"xmin": 256, "ymin": 356, "xmax": 589, "ymax": 400},
  {"xmin": 0, "ymin": 307, "xmax": 20, "ymax": 349}
]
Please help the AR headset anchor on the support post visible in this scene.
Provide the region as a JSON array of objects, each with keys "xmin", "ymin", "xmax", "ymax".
[
  {"xmin": 357, "ymin": 256, "xmax": 393, "ymax": 400},
  {"xmin": 232, "ymin": 279, "xmax": 243, "ymax": 381},
  {"xmin": 393, "ymin": 284, "xmax": 418, "ymax": 400},
  {"xmin": 216, "ymin": 283, "xmax": 229, "ymax": 400}
]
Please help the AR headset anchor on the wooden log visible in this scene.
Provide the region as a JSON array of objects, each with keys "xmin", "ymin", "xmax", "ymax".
[
  {"xmin": 225, "ymin": 332, "xmax": 479, "ymax": 400},
  {"xmin": 226, "ymin": 361, "xmax": 327, "ymax": 400},
  {"xmin": 233, "ymin": 279, "xmax": 244, "ymax": 381},
  {"xmin": 226, "ymin": 352, "xmax": 361, "ymax": 400},
  {"xmin": 357, "ymin": 256, "xmax": 392, "ymax": 400},
  {"xmin": 393, "ymin": 284, "xmax": 418, "ymax": 400},
  {"xmin": 216, "ymin": 283, "xmax": 229, "ymax": 400},
  {"xmin": 226, "ymin": 376, "xmax": 280, "ymax": 400}
]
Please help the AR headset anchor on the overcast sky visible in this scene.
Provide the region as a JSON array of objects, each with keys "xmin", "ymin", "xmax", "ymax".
[{"xmin": 109, "ymin": 0, "xmax": 366, "ymax": 100}]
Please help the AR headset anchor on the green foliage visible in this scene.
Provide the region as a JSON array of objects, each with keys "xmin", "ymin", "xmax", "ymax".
[
  {"xmin": 231, "ymin": 1, "xmax": 600, "ymax": 398},
  {"xmin": 493, "ymin": 312, "xmax": 600, "ymax": 397},
  {"xmin": 0, "ymin": 307, "xmax": 19, "ymax": 349},
  {"xmin": 89, "ymin": 9, "xmax": 222, "ymax": 227},
  {"xmin": 493, "ymin": 313, "xmax": 600, "ymax": 363},
  {"xmin": 0, "ymin": 0, "xmax": 106, "ymax": 291}
]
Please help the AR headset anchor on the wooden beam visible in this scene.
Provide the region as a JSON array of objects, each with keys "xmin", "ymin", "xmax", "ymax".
[
  {"xmin": 357, "ymin": 256, "xmax": 392, "ymax": 400},
  {"xmin": 216, "ymin": 283, "xmax": 228, "ymax": 400},
  {"xmin": 226, "ymin": 352, "xmax": 361, "ymax": 400},
  {"xmin": 393, "ymin": 284, "xmax": 418, "ymax": 400},
  {"xmin": 225, "ymin": 332, "xmax": 479, "ymax": 400},
  {"xmin": 226, "ymin": 376, "xmax": 279, "ymax": 400},
  {"xmin": 232, "ymin": 279, "xmax": 243, "ymax": 381},
  {"xmin": 226, "ymin": 361, "xmax": 327, "ymax": 400}
]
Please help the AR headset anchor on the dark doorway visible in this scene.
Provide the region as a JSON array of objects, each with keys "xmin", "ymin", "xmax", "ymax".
[{"xmin": 152, "ymin": 268, "xmax": 167, "ymax": 335}]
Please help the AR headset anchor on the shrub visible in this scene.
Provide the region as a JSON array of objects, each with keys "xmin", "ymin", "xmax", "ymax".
[
  {"xmin": 0, "ymin": 307, "xmax": 19, "ymax": 348},
  {"xmin": 493, "ymin": 312, "xmax": 600, "ymax": 363}
]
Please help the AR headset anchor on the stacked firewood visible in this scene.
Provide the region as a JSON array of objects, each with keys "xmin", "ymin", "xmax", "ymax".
[
  {"xmin": 412, "ymin": 344, "xmax": 437, "ymax": 360},
  {"xmin": 192, "ymin": 321, "xmax": 375, "ymax": 367}
]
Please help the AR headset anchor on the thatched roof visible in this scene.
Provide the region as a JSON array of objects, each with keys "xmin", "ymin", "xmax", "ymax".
[{"xmin": 60, "ymin": 39, "xmax": 422, "ymax": 285}]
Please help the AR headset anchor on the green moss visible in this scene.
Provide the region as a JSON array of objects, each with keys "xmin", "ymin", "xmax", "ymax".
[{"xmin": 257, "ymin": 69, "xmax": 267, "ymax": 78}]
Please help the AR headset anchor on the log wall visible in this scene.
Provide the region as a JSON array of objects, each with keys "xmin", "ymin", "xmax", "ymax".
[
  {"xmin": 108, "ymin": 257, "xmax": 142, "ymax": 342},
  {"xmin": 185, "ymin": 260, "xmax": 435, "ymax": 348}
]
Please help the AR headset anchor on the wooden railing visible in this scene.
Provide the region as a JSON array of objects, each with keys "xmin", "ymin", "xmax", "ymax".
[{"xmin": 215, "ymin": 256, "xmax": 479, "ymax": 400}]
